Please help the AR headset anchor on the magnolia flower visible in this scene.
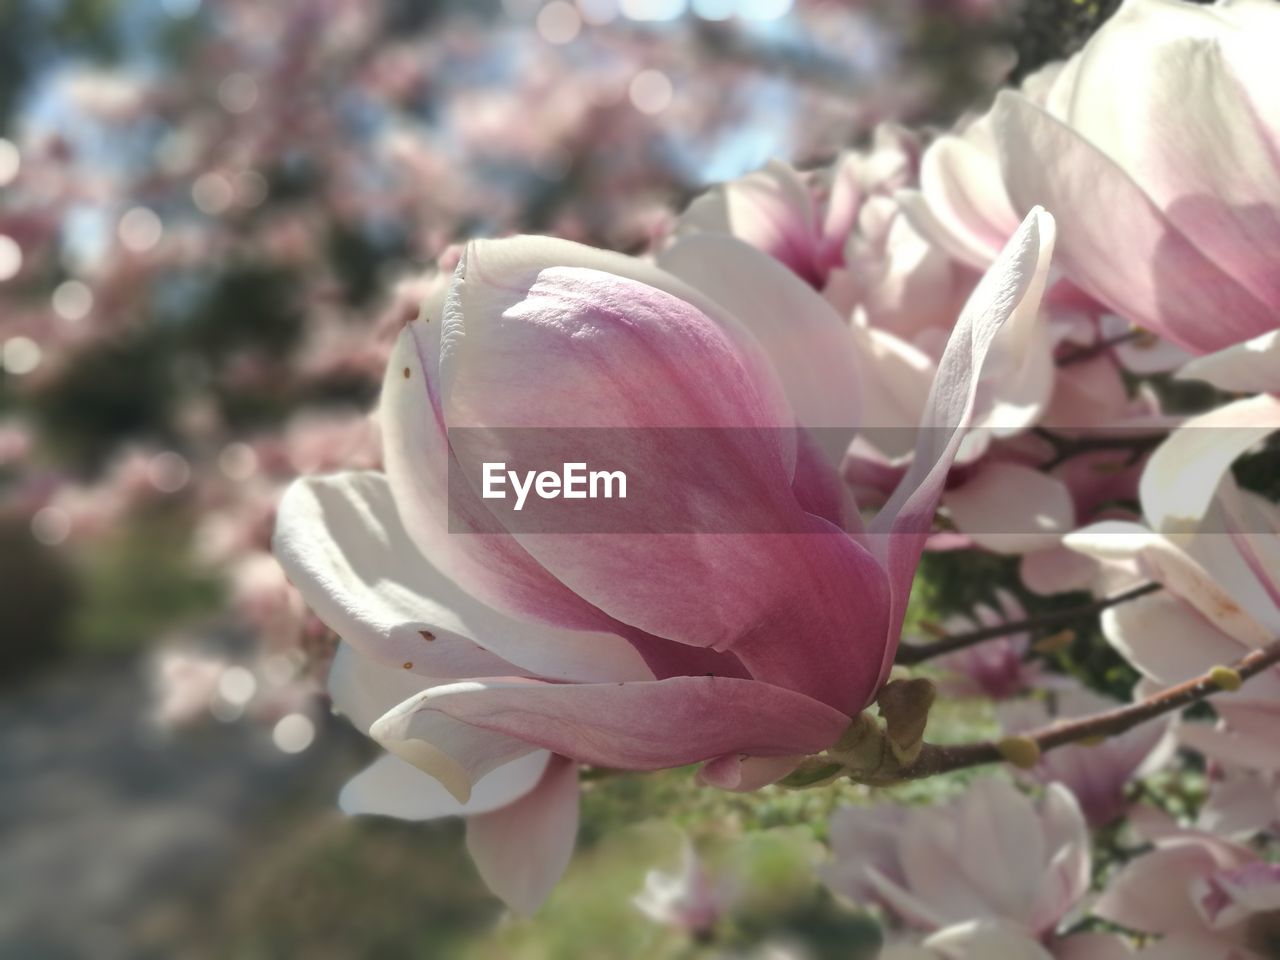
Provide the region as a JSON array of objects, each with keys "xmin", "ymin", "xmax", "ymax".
[
  {"xmin": 148, "ymin": 646, "xmax": 229, "ymax": 729},
  {"xmin": 824, "ymin": 779, "xmax": 1092, "ymax": 947},
  {"xmin": 1094, "ymin": 825, "xmax": 1280, "ymax": 960},
  {"xmin": 673, "ymin": 131, "xmax": 917, "ymax": 291},
  {"xmin": 682, "ymin": 131, "xmax": 1057, "ymax": 469},
  {"xmin": 923, "ymin": 589, "xmax": 1047, "ymax": 700},
  {"xmin": 1067, "ymin": 395, "xmax": 1280, "ymax": 774},
  {"xmin": 998, "ymin": 682, "xmax": 1176, "ymax": 827},
  {"xmin": 274, "ymin": 211, "xmax": 1053, "ymax": 912},
  {"xmin": 972, "ymin": 0, "xmax": 1280, "ymax": 355},
  {"xmin": 634, "ymin": 840, "xmax": 725, "ymax": 937}
]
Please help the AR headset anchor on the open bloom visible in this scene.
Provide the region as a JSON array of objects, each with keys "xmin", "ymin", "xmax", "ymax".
[
  {"xmin": 824, "ymin": 779, "xmax": 1092, "ymax": 949},
  {"xmin": 1067, "ymin": 395, "xmax": 1280, "ymax": 774},
  {"xmin": 926, "ymin": 590, "xmax": 1047, "ymax": 700},
  {"xmin": 1094, "ymin": 824, "xmax": 1280, "ymax": 960},
  {"xmin": 273, "ymin": 211, "xmax": 1052, "ymax": 911},
  {"xmin": 974, "ymin": 0, "xmax": 1280, "ymax": 355},
  {"xmin": 633, "ymin": 840, "xmax": 725, "ymax": 937},
  {"xmin": 673, "ymin": 127, "xmax": 919, "ymax": 293}
]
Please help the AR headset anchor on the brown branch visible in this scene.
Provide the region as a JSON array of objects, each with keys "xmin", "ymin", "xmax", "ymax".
[
  {"xmin": 1033, "ymin": 427, "xmax": 1167, "ymax": 470},
  {"xmin": 1055, "ymin": 329, "xmax": 1146, "ymax": 367},
  {"xmin": 895, "ymin": 581, "xmax": 1162, "ymax": 665},
  {"xmin": 888, "ymin": 637, "xmax": 1280, "ymax": 783}
]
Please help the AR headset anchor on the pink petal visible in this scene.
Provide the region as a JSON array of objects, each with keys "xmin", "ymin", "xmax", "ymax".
[
  {"xmin": 1093, "ymin": 840, "xmax": 1237, "ymax": 937},
  {"xmin": 993, "ymin": 92, "xmax": 1274, "ymax": 354},
  {"xmin": 1020, "ymin": 546, "xmax": 1097, "ymax": 596},
  {"xmin": 697, "ymin": 754, "xmax": 802, "ymax": 792},
  {"xmin": 657, "ymin": 234, "xmax": 863, "ymax": 441},
  {"xmin": 466, "ymin": 754, "xmax": 580, "ymax": 915},
  {"xmin": 378, "ymin": 675, "xmax": 852, "ymax": 771},
  {"xmin": 1065, "ymin": 8, "xmax": 1280, "ymax": 313},
  {"xmin": 676, "ymin": 159, "xmax": 825, "ymax": 286}
]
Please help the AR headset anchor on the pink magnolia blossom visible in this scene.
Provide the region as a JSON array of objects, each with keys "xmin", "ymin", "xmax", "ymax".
[
  {"xmin": 922, "ymin": 589, "xmax": 1047, "ymax": 700},
  {"xmin": 148, "ymin": 647, "xmax": 230, "ymax": 729},
  {"xmin": 824, "ymin": 778, "xmax": 1093, "ymax": 950},
  {"xmin": 982, "ymin": 0, "xmax": 1280, "ymax": 356},
  {"xmin": 1094, "ymin": 825, "xmax": 1280, "ymax": 960},
  {"xmin": 634, "ymin": 840, "xmax": 726, "ymax": 937},
  {"xmin": 674, "ymin": 125, "xmax": 919, "ymax": 292},
  {"xmin": 273, "ymin": 210, "xmax": 1053, "ymax": 911},
  {"xmin": 678, "ymin": 128, "xmax": 1058, "ymax": 468}
]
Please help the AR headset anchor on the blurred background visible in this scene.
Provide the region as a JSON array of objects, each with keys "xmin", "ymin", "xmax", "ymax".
[{"xmin": 0, "ymin": 1, "xmax": 1120, "ymax": 956}]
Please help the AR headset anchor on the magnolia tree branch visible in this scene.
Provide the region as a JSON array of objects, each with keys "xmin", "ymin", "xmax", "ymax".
[
  {"xmin": 895, "ymin": 581, "xmax": 1163, "ymax": 665},
  {"xmin": 890, "ymin": 637, "xmax": 1280, "ymax": 783},
  {"xmin": 1033, "ymin": 427, "xmax": 1168, "ymax": 470},
  {"xmin": 1055, "ymin": 328, "xmax": 1147, "ymax": 367}
]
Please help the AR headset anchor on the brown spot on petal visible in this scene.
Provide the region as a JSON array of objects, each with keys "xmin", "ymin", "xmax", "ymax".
[
  {"xmin": 402, "ymin": 662, "xmax": 413, "ymax": 670},
  {"xmin": 419, "ymin": 630, "xmax": 435, "ymax": 642},
  {"xmin": 402, "ymin": 367, "xmax": 411, "ymax": 379}
]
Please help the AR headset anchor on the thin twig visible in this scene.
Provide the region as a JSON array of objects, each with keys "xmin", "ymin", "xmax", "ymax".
[
  {"xmin": 1056, "ymin": 329, "xmax": 1146, "ymax": 367},
  {"xmin": 895, "ymin": 581, "xmax": 1162, "ymax": 665},
  {"xmin": 892, "ymin": 637, "xmax": 1280, "ymax": 782},
  {"xmin": 1034, "ymin": 427, "xmax": 1167, "ymax": 471}
]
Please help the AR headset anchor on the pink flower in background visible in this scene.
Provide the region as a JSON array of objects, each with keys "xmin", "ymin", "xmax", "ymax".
[
  {"xmin": 825, "ymin": 778, "xmax": 1093, "ymax": 952},
  {"xmin": 924, "ymin": 589, "xmax": 1046, "ymax": 700},
  {"xmin": 674, "ymin": 124, "xmax": 919, "ymax": 293},
  {"xmin": 1094, "ymin": 825, "xmax": 1280, "ymax": 960},
  {"xmin": 998, "ymin": 682, "xmax": 1176, "ymax": 827},
  {"xmin": 678, "ymin": 125, "xmax": 1058, "ymax": 468},
  {"xmin": 634, "ymin": 840, "xmax": 726, "ymax": 937},
  {"xmin": 274, "ymin": 211, "xmax": 1053, "ymax": 910},
  {"xmin": 149, "ymin": 647, "xmax": 230, "ymax": 729}
]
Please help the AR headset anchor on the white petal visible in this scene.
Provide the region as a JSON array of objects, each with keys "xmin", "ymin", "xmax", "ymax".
[
  {"xmin": 1141, "ymin": 395, "xmax": 1280, "ymax": 534},
  {"xmin": 338, "ymin": 750, "xmax": 550, "ymax": 821},
  {"xmin": 275, "ymin": 470, "xmax": 652, "ymax": 683},
  {"xmin": 466, "ymin": 754, "xmax": 579, "ymax": 915},
  {"xmin": 944, "ymin": 463, "xmax": 1075, "ymax": 555},
  {"xmin": 1177, "ymin": 330, "xmax": 1280, "ymax": 394},
  {"xmin": 329, "ymin": 643, "xmax": 536, "ymax": 803}
]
